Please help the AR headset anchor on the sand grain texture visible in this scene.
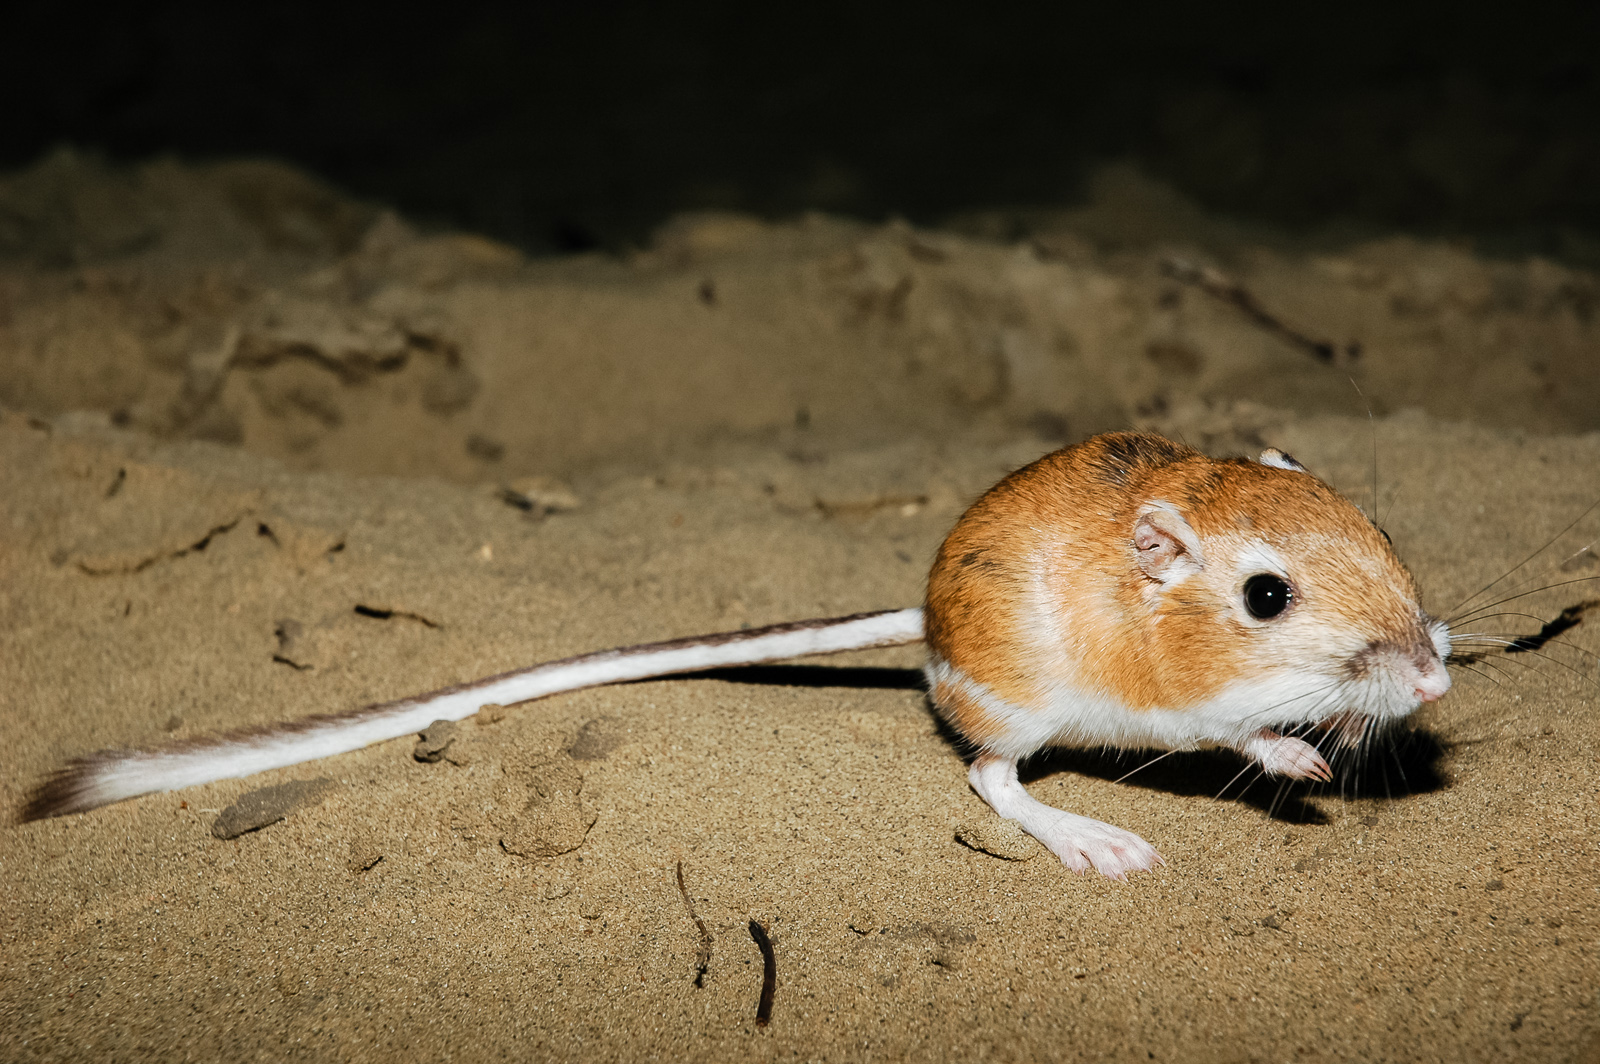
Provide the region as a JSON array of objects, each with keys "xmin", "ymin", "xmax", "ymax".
[{"xmin": 2, "ymin": 157, "xmax": 1598, "ymax": 1062}]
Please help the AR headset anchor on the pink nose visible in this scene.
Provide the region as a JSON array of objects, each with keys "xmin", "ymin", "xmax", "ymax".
[{"xmin": 1413, "ymin": 661, "xmax": 1452, "ymax": 703}]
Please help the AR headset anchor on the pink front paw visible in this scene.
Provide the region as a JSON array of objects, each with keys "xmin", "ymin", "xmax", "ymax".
[{"xmin": 1245, "ymin": 731, "xmax": 1332, "ymax": 782}]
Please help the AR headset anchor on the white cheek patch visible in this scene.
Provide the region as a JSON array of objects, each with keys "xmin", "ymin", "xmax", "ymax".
[{"xmin": 1429, "ymin": 618, "xmax": 1453, "ymax": 661}]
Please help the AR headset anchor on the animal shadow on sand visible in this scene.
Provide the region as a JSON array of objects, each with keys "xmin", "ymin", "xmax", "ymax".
[
  {"xmin": 663, "ymin": 664, "xmax": 1448, "ymax": 825},
  {"xmin": 1017, "ymin": 732, "xmax": 1448, "ymax": 825}
]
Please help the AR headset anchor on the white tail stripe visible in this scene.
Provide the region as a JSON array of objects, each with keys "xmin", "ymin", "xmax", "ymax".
[{"xmin": 31, "ymin": 607, "xmax": 925, "ymax": 817}]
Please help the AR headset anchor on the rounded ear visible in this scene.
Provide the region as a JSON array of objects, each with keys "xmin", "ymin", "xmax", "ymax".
[
  {"xmin": 1258, "ymin": 448, "xmax": 1307, "ymax": 472},
  {"xmin": 1133, "ymin": 505, "xmax": 1205, "ymax": 583}
]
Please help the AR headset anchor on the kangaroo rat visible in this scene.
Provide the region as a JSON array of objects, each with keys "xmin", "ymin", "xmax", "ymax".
[{"xmin": 22, "ymin": 432, "xmax": 1452, "ymax": 879}]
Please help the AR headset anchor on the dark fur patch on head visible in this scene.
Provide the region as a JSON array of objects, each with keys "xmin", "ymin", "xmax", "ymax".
[
  {"xmin": 1091, "ymin": 433, "xmax": 1192, "ymax": 486},
  {"xmin": 958, "ymin": 549, "xmax": 1001, "ymax": 572}
]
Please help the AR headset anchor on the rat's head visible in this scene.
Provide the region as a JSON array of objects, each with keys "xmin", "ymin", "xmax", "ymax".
[{"xmin": 1126, "ymin": 447, "xmax": 1450, "ymax": 740}]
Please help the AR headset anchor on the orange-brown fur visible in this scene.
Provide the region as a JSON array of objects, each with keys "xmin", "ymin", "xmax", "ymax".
[{"xmin": 925, "ymin": 432, "xmax": 1427, "ymax": 745}]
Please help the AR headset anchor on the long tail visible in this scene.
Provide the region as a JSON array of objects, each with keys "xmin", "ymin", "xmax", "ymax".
[{"xmin": 22, "ymin": 607, "xmax": 925, "ymax": 821}]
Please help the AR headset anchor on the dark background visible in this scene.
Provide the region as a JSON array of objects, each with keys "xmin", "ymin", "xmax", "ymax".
[{"xmin": 6, "ymin": 0, "xmax": 1599, "ymax": 255}]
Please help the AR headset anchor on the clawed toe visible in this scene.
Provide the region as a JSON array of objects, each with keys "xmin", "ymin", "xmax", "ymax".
[
  {"xmin": 1247, "ymin": 731, "xmax": 1332, "ymax": 781},
  {"xmin": 1047, "ymin": 824, "xmax": 1164, "ymax": 880}
]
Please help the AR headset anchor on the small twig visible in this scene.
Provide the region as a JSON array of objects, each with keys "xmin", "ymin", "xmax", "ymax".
[
  {"xmin": 1161, "ymin": 256, "xmax": 1353, "ymax": 365},
  {"xmin": 674, "ymin": 861, "xmax": 713, "ymax": 987},
  {"xmin": 352, "ymin": 604, "xmax": 440, "ymax": 628},
  {"xmin": 747, "ymin": 919, "xmax": 776, "ymax": 1027}
]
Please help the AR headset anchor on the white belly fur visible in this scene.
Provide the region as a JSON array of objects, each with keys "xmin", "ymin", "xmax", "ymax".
[{"xmin": 924, "ymin": 654, "xmax": 1349, "ymax": 761}]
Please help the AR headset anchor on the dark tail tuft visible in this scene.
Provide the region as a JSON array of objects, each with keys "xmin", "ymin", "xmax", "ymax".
[{"xmin": 19, "ymin": 759, "xmax": 104, "ymax": 823}]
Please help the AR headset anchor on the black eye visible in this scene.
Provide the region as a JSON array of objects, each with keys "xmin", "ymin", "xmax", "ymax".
[{"xmin": 1243, "ymin": 574, "xmax": 1293, "ymax": 620}]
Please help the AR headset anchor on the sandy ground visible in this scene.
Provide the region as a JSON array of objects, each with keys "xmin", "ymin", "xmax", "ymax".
[{"xmin": 1, "ymin": 156, "xmax": 1597, "ymax": 1062}]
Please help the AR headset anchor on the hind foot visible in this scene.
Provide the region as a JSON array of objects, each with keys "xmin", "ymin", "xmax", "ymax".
[{"xmin": 967, "ymin": 754, "xmax": 1165, "ymax": 881}]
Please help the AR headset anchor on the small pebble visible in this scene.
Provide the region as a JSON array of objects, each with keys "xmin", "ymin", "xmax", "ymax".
[
  {"xmin": 212, "ymin": 778, "xmax": 336, "ymax": 839},
  {"xmin": 413, "ymin": 719, "xmax": 460, "ymax": 763}
]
